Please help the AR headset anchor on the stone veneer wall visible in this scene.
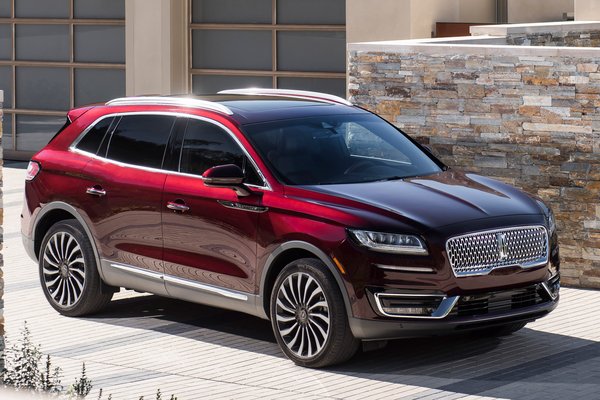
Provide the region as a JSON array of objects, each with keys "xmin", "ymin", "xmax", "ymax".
[
  {"xmin": 348, "ymin": 43, "xmax": 600, "ymax": 289},
  {"xmin": 0, "ymin": 89, "xmax": 4, "ymax": 372},
  {"xmin": 507, "ymin": 30, "xmax": 600, "ymax": 47}
]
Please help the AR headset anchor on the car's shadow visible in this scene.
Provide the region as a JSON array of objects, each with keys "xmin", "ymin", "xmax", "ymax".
[{"xmin": 84, "ymin": 293, "xmax": 600, "ymax": 398}]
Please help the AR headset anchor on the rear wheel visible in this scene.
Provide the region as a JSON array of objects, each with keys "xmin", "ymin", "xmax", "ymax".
[
  {"xmin": 39, "ymin": 219, "xmax": 113, "ymax": 316},
  {"xmin": 270, "ymin": 258, "xmax": 359, "ymax": 368}
]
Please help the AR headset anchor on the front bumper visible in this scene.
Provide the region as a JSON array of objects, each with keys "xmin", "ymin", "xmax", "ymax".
[{"xmin": 349, "ymin": 275, "xmax": 560, "ymax": 340}]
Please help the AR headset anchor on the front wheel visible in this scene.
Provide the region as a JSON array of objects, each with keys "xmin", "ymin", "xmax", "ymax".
[
  {"xmin": 270, "ymin": 258, "xmax": 359, "ymax": 368},
  {"xmin": 39, "ymin": 219, "xmax": 113, "ymax": 316}
]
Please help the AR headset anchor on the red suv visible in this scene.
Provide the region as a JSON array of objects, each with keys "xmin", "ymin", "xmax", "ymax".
[{"xmin": 22, "ymin": 89, "xmax": 559, "ymax": 367}]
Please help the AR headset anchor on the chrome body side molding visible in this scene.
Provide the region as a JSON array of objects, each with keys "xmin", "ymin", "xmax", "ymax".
[{"xmin": 101, "ymin": 260, "xmax": 262, "ymax": 317}]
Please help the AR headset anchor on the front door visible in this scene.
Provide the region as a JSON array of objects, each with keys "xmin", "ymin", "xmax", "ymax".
[{"xmin": 162, "ymin": 118, "xmax": 266, "ymax": 302}]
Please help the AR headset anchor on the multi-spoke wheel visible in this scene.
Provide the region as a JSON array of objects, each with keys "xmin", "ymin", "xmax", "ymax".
[
  {"xmin": 42, "ymin": 231, "xmax": 86, "ymax": 308},
  {"xmin": 39, "ymin": 219, "xmax": 113, "ymax": 316},
  {"xmin": 270, "ymin": 258, "xmax": 359, "ymax": 368}
]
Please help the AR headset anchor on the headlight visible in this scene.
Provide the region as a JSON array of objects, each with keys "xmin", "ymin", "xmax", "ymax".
[{"xmin": 349, "ymin": 230, "xmax": 428, "ymax": 255}]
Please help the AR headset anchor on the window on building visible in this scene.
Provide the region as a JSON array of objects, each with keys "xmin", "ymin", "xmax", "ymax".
[
  {"xmin": 189, "ymin": 0, "xmax": 346, "ymax": 98},
  {"xmin": 106, "ymin": 115, "xmax": 176, "ymax": 169},
  {"xmin": 179, "ymin": 118, "xmax": 263, "ymax": 185},
  {"xmin": 0, "ymin": 0, "xmax": 125, "ymax": 159}
]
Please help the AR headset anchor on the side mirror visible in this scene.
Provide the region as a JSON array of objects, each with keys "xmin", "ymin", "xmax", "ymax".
[{"xmin": 202, "ymin": 164, "xmax": 251, "ymax": 197}]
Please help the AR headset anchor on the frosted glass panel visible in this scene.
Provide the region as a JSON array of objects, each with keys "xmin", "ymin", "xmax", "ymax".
[
  {"xmin": 75, "ymin": 68, "xmax": 125, "ymax": 106},
  {"xmin": 0, "ymin": 0, "xmax": 10, "ymax": 18},
  {"xmin": 16, "ymin": 67, "xmax": 70, "ymax": 110},
  {"xmin": 0, "ymin": 24, "xmax": 11, "ymax": 60},
  {"xmin": 74, "ymin": 0, "xmax": 125, "ymax": 19},
  {"xmin": 16, "ymin": 114, "xmax": 65, "ymax": 151},
  {"xmin": 192, "ymin": 30, "xmax": 272, "ymax": 70},
  {"xmin": 192, "ymin": 75, "xmax": 272, "ymax": 94},
  {"xmin": 15, "ymin": 0, "xmax": 69, "ymax": 18},
  {"xmin": 0, "ymin": 66, "xmax": 13, "ymax": 108},
  {"xmin": 192, "ymin": 0, "xmax": 271, "ymax": 24},
  {"xmin": 277, "ymin": 0, "xmax": 345, "ymax": 25},
  {"xmin": 278, "ymin": 77, "xmax": 345, "ymax": 98},
  {"xmin": 16, "ymin": 25, "xmax": 70, "ymax": 62},
  {"xmin": 75, "ymin": 25, "xmax": 125, "ymax": 64},
  {"xmin": 277, "ymin": 31, "xmax": 345, "ymax": 72}
]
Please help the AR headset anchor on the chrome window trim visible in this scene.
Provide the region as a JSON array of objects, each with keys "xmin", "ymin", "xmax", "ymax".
[
  {"xmin": 445, "ymin": 225, "xmax": 549, "ymax": 278},
  {"xmin": 106, "ymin": 96, "xmax": 234, "ymax": 115},
  {"xmin": 68, "ymin": 111, "xmax": 272, "ymax": 191},
  {"xmin": 373, "ymin": 293, "xmax": 460, "ymax": 319},
  {"xmin": 218, "ymin": 88, "xmax": 352, "ymax": 106}
]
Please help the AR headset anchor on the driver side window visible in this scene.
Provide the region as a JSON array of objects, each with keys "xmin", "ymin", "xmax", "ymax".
[{"xmin": 179, "ymin": 119, "xmax": 263, "ymax": 186}]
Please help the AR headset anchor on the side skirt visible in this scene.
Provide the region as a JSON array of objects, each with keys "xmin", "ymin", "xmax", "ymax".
[{"xmin": 101, "ymin": 260, "xmax": 264, "ymax": 318}]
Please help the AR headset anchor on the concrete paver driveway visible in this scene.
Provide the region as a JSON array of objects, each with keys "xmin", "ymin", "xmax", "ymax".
[{"xmin": 3, "ymin": 162, "xmax": 600, "ymax": 399}]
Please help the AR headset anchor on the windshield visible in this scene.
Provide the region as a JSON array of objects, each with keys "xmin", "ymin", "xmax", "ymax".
[{"xmin": 242, "ymin": 113, "xmax": 443, "ymax": 185}]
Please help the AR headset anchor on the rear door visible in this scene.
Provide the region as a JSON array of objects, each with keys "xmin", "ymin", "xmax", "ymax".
[
  {"xmin": 161, "ymin": 117, "xmax": 266, "ymax": 300},
  {"xmin": 79, "ymin": 114, "xmax": 178, "ymax": 295}
]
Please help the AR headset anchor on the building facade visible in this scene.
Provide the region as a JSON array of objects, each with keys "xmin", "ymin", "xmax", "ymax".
[{"xmin": 1, "ymin": 0, "xmax": 593, "ymax": 160}]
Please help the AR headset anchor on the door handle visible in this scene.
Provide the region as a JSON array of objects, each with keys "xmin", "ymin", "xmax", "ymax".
[
  {"xmin": 86, "ymin": 185, "xmax": 106, "ymax": 197},
  {"xmin": 167, "ymin": 201, "xmax": 190, "ymax": 212}
]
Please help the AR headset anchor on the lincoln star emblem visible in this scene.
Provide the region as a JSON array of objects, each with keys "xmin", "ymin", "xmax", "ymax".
[{"xmin": 497, "ymin": 233, "xmax": 508, "ymax": 260}]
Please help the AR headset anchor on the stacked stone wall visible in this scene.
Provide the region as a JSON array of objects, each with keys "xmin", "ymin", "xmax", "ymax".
[
  {"xmin": 507, "ymin": 30, "xmax": 600, "ymax": 47},
  {"xmin": 349, "ymin": 48, "xmax": 600, "ymax": 288}
]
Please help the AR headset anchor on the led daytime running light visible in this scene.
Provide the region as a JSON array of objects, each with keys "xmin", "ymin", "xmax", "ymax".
[{"xmin": 350, "ymin": 230, "xmax": 428, "ymax": 255}]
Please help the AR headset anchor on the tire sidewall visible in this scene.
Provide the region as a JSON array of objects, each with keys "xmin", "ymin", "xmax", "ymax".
[
  {"xmin": 39, "ymin": 220, "xmax": 98, "ymax": 316},
  {"xmin": 270, "ymin": 258, "xmax": 350, "ymax": 367}
]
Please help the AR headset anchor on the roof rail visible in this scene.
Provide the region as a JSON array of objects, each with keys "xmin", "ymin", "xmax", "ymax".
[
  {"xmin": 218, "ymin": 88, "xmax": 353, "ymax": 106},
  {"xmin": 105, "ymin": 96, "xmax": 233, "ymax": 115}
]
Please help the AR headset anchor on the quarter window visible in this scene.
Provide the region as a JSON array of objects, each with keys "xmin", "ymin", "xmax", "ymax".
[
  {"xmin": 106, "ymin": 115, "xmax": 176, "ymax": 168},
  {"xmin": 75, "ymin": 116, "xmax": 114, "ymax": 154},
  {"xmin": 179, "ymin": 119, "xmax": 263, "ymax": 186}
]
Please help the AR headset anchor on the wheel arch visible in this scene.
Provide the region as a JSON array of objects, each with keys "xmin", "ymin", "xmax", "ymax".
[
  {"xmin": 33, "ymin": 202, "xmax": 105, "ymax": 281},
  {"xmin": 259, "ymin": 241, "xmax": 353, "ymax": 320}
]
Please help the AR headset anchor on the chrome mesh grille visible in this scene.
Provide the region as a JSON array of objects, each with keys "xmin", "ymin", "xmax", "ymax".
[{"xmin": 446, "ymin": 226, "xmax": 548, "ymax": 277}]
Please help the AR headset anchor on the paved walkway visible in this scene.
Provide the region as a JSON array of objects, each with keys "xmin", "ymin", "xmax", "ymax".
[{"xmin": 3, "ymin": 163, "xmax": 600, "ymax": 400}]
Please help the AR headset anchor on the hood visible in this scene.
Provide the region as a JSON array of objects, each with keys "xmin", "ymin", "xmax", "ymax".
[{"xmin": 300, "ymin": 170, "xmax": 543, "ymax": 229}]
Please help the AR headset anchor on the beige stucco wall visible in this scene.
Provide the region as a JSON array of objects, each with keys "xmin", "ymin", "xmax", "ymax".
[
  {"xmin": 346, "ymin": 0, "xmax": 412, "ymax": 42},
  {"xmin": 508, "ymin": 0, "xmax": 573, "ymax": 23},
  {"xmin": 458, "ymin": 0, "xmax": 496, "ymax": 22},
  {"xmin": 347, "ymin": 0, "xmax": 496, "ymax": 43},
  {"xmin": 575, "ymin": 0, "xmax": 600, "ymax": 20},
  {"xmin": 125, "ymin": 0, "xmax": 187, "ymax": 96}
]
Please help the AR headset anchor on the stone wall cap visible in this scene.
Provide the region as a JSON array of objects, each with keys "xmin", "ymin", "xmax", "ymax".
[
  {"xmin": 470, "ymin": 21, "xmax": 600, "ymax": 36},
  {"xmin": 348, "ymin": 39, "xmax": 600, "ymax": 58}
]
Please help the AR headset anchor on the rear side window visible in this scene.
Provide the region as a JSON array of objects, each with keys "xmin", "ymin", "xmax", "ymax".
[
  {"xmin": 106, "ymin": 115, "xmax": 176, "ymax": 168},
  {"xmin": 179, "ymin": 119, "xmax": 262, "ymax": 186},
  {"xmin": 75, "ymin": 117, "xmax": 114, "ymax": 154}
]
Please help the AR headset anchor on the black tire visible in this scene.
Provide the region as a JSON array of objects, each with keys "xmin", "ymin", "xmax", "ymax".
[
  {"xmin": 477, "ymin": 322, "xmax": 527, "ymax": 337},
  {"xmin": 270, "ymin": 258, "xmax": 359, "ymax": 368},
  {"xmin": 39, "ymin": 219, "xmax": 113, "ymax": 316}
]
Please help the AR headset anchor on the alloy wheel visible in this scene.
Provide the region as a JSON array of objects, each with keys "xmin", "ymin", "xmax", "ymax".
[
  {"xmin": 42, "ymin": 231, "xmax": 86, "ymax": 308},
  {"xmin": 274, "ymin": 272, "xmax": 331, "ymax": 359}
]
